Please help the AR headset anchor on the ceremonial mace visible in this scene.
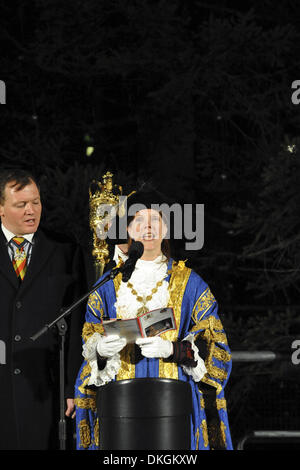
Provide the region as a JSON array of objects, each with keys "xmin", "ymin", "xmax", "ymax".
[{"xmin": 89, "ymin": 171, "xmax": 125, "ymax": 279}]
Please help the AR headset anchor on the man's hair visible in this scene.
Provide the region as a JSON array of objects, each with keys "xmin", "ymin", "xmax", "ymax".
[{"xmin": 0, "ymin": 169, "xmax": 40, "ymax": 205}]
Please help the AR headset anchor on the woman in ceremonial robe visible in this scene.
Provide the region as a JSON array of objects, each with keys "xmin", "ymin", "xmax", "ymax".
[{"xmin": 74, "ymin": 189, "xmax": 233, "ymax": 450}]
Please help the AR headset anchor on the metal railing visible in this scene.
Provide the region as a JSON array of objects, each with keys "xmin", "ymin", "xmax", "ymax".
[
  {"xmin": 237, "ymin": 431, "xmax": 300, "ymax": 450},
  {"xmin": 232, "ymin": 350, "xmax": 278, "ymax": 362},
  {"xmin": 231, "ymin": 350, "xmax": 300, "ymax": 450}
]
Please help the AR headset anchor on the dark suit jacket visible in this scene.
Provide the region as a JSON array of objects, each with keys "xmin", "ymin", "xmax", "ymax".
[{"xmin": 0, "ymin": 229, "xmax": 86, "ymax": 450}]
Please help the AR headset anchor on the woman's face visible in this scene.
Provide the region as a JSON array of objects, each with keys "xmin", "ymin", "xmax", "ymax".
[{"xmin": 128, "ymin": 208, "xmax": 167, "ymax": 259}]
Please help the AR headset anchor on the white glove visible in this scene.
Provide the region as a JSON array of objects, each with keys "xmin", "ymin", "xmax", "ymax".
[
  {"xmin": 136, "ymin": 337, "xmax": 173, "ymax": 359},
  {"xmin": 97, "ymin": 334, "xmax": 127, "ymax": 358}
]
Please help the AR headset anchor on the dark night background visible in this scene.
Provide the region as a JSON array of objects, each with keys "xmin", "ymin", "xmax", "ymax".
[{"xmin": 1, "ymin": 0, "xmax": 300, "ymax": 449}]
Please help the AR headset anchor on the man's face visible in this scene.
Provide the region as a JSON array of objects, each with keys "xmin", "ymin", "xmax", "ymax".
[{"xmin": 0, "ymin": 180, "xmax": 42, "ymax": 235}]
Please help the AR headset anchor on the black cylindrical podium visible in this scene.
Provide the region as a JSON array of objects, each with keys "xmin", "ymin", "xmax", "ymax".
[{"xmin": 97, "ymin": 378, "xmax": 192, "ymax": 450}]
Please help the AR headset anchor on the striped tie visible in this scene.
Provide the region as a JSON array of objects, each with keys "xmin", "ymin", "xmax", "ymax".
[{"xmin": 11, "ymin": 237, "xmax": 27, "ymax": 281}]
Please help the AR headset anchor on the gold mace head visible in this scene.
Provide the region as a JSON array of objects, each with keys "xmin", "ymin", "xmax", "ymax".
[
  {"xmin": 89, "ymin": 171, "xmax": 123, "ymax": 232},
  {"xmin": 88, "ymin": 171, "xmax": 136, "ymax": 278},
  {"xmin": 89, "ymin": 172, "xmax": 124, "ymax": 276}
]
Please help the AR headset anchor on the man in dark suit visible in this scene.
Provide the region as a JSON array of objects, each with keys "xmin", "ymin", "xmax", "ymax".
[{"xmin": 0, "ymin": 169, "xmax": 86, "ymax": 450}]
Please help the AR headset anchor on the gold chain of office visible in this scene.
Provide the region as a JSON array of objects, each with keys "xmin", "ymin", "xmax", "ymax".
[{"xmin": 127, "ymin": 268, "xmax": 172, "ymax": 317}]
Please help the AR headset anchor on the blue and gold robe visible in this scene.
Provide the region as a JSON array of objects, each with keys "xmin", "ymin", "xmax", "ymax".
[{"xmin": 74, "ymin": 259, "xmax": 233, "ymax": 450}]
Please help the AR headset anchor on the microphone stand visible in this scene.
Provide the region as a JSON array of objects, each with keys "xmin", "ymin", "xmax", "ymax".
[{"xmin": 30, "ymin": 265, "xmax": 124, "ymax": 450}]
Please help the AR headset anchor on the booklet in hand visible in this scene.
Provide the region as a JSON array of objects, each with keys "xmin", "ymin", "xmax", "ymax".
[{"xmin": 101, "ymin": 307, "xmax": 176, "ymax": 343}]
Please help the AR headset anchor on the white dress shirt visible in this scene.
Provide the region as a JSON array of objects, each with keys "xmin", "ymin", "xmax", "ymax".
[{"xmin": 1, "ymin": 224, "xmax": 35, "ymax": 265}]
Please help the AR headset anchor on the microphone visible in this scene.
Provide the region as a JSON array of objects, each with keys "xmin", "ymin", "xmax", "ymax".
[{"xmin": 121, "ymin": 241, "xmax": 144, "ymax": 282}]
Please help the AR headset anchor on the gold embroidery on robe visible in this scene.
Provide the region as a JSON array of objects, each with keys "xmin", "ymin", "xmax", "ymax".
[
  {"xmin": 220, "ymin": 421, "xmax": 227, "ymax": 446},
  {"xmin": 78, "ymin": 381, "xmax": 97, "ymax": 397},
  {"xmin": 159, "ymin": 261, "xmax": 191, "ymax": 379},
  {"xmin": 79, "ymin": 419, "xmax": 91, "ymax": 449},
  {"xmin": 209, "ymin": 365, "xmax": 228, "ymax": 381},
  {"xmin": 216, "ymin": 398, "xmax": 227, "ymax": 410},
  {"xmin": 195, "ymin": 428, "xmax": 200, "ymax": 450},
  {"xmin": 116, "ymin": 343, "xmax": 136, "ymax": 381},
  {"xmin": 191, "ymin": 316, "xmax": 225, "ymax": 338},
  {"xmin": 201, "ymin": 419, "xmax": 209, "ymax": 448},
  {"xmin": 74, "ymin": 397, "xmax": 97, "ymax": 412},
  {"xmin": 203, "ymin": 329, "xmax": 228, "ymax": 345},
  {"xmin": 201, "ymin": 376, "xmax": 222, "ymax": 395},
  {"xmin": 114, "ymin": 270, "xmax": 135, "ymax": 380},
  {"xmin": 192, "ymin": 313, "xmax": 231, "ymax": 394},
  {"xmin": 87, "ymin": 291, "xmax": 104, "ymax": 319},
  {"xmin": 82, "ymin": 321, "xmax": 105, "ymax": 343},
  {"xmin": 200, "ymin": 397, "xmax": 227, "ymax": 410},
  {"xmin": 113, "ymin": 272, "xmax": 122, "ymax": 295},
  {"xmin": 191, "ymin": 288, "xmax": 216, "ymax": 325},
  {"xmin": 213, "ymin": 347, "xmax": 231, "ymax": 363},
  {"xmin": 94, "ymin": 419, "xmax": 99, "ymax": 447},
  {"xmin": 80, "ymin": 363, "xmax": 91, "ymax": 381},
  {"xmin": 114, "ymin": 270, "xmax": 137, "ymax": 381}
]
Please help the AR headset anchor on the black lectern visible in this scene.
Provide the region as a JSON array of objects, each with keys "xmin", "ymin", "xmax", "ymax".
[{"xmin": 97, "ymin": 378, "xmax": 192, "ymax": 450}]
